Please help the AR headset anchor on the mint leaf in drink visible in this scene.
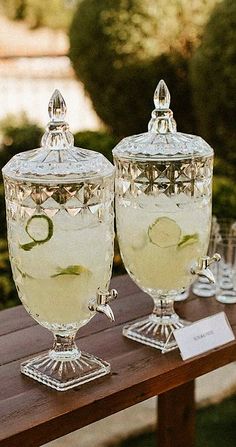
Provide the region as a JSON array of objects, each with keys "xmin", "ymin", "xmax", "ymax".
[
  {"xmin": 178, "ymin": 233, "xmax": 199, "ymax": 248},
  {"xmin": 51, "ymin": 265, "xmax": 91, "ymax": 278}
]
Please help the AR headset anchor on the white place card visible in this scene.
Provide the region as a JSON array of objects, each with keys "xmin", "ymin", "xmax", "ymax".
[{"xmin": 174, "ymin": 312, "xmax": 235, "ymax": 361}]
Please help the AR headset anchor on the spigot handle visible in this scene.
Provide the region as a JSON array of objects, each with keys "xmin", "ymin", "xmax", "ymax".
[
  {"xmin": 191, "ymin": 253, "xmax": 221, "ymax": 272},
  {"xmin": 88, "ymin": 288, "xmax": 118, "ymax": 322},
  {"xmin": 207, "ymin": 253, "xmax": 221, "ymax": 266},
  {"xmin": 191, "ymin": 253, "xmax": 221, "ymax": 283},
  {"xmin": 96, "ymin": 289, "xmax": 118, "ymax": 306}
]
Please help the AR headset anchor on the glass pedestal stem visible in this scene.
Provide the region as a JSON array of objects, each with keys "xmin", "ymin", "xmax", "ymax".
[
  {"xmin": 50, "ymin": 332, "xmax": 80, "ymax": 361},
  {"xmin": 153, "ymin": 297, "xmax": 179, "ymax": 320}
]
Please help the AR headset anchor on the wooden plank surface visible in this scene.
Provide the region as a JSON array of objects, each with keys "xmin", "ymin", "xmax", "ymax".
[{"xmin": 0, "ymin": 275, "xmax": 236, "ymax": 447}]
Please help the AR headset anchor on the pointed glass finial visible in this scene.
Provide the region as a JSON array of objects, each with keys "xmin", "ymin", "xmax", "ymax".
[
  {"xmin": 154, "ymin": 80, "xmax": 170, "ymax": 110},
  {"xmin": 148, "ymin": 79, "xmax": 176, "ymax": 134},
  {"xmin": 48, "ymin": 89, "xmax": 67, "ymax": 121},
  {"xmin": 41, "ymin": 90, "xmax": 74, "ymax": 149}
]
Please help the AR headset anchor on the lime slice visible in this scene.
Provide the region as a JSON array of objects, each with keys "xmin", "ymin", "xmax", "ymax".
[
  {"xmin": 51, "ymin": 264, "xmax": 91, "ymax": 278},
  {"xmin": 178, "ymin": 233, "xmax": 199, "ymax": 248},
  {"xmin": 148, "ymin": 217, "xmax": 181, "ymax": 248},
  {"xmin": 26, "ymin": 215, "xmax": 53, "ymax": 243}
]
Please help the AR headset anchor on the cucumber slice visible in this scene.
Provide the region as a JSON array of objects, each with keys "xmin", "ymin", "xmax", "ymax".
[
  {"xmin": 26, "ymin": 215, "xmax": 53, "ymax": 243},
  {"xmin": 51, "ymin": 264, "xmax": 91, "ymax": 278},
  {"xmin": 178, "ymin": 233, "xmax": 199, "ymax": 248},
  {"xmin": 20, "ymin": 215, "xmax": 53, "ymax": 251},
  {"xmin": 148, "ymin": 217, "xmax": 181, "ymax": 248}
]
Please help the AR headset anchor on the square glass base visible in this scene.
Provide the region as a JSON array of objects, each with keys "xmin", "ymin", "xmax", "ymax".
[
  {"xmin": 21, "ymin": 351, "xmax": 111, "ymax": 391},
  {"xmin": 123, "ymin": 315, "xmax": 188, "ymax": 353}
]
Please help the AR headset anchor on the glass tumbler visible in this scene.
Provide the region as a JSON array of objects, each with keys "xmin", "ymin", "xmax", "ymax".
[{"xmin": 216, "ymin": 238, "xmax": 236, "ymax": 304}]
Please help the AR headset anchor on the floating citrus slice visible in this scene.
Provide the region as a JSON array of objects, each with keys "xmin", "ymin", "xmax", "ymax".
[
  {"xmin": 20, "ymin": 215, "xmax": 53, "ymax": 251},
  {"xmin": 26, "ymin": 215, "xmax": 53, "ymax": 242},
  {"xmin": 148, "ymin": 217, "xmax": 181, "ymax": 248}
]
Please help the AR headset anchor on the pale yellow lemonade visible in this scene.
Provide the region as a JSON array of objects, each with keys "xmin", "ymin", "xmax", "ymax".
[
  {"xmin": 116, "ymin": 193, "xmax": 211, "ymax": 295},
  {"xmin": 9, "ymin": 209, "xmax": 113, "ymax": 331}
]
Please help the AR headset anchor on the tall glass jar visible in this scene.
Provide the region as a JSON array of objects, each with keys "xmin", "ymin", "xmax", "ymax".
[
  {"xmin": 3, "ymin": 90, "xmax": 117, "ymax": 390},
  {"xmin": 113, "ymin": 80, "xmax": 220, "ymax": 352}
]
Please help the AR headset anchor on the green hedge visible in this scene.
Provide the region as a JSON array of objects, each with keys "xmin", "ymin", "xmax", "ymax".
[
  {"xmin": 69, "ymin": 0, "xmax": 218, "ymax": 137},
  {"xmin": 190, "ymin": 0, "xmax": 236, "ymax": 169},
  {"xmin": 74, "ymin": 131, "xmax": 119, "ymax": 163},
  {"xmin": 0, "ymin": 0, "xmax": 74, "ymax": 29},
  {"xmin": 0, "ymin": 115, "xmax": 43, "ymax": 174},
  {"xmin": 213, "ymin": 176, "xmax": 236, "ymax": 220}
]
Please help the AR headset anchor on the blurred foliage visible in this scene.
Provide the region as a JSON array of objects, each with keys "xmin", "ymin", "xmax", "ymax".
[
  {"xmin": 0, "ymin": 0, "xmax": 76, "ymax": 29},
  {"xmin": 0, "ymin": 114, "xmax": 43, "ymax": 174},
  {"xmin": 213, "ymin": 176, "xmax": 236, "ymax": 220},
  {"xmin": 0, "ymin": 0, "xmax": 27, "ymax": 20},
  {"xmin": 0, "ymin": 239, "xmax": 19, "ymax": 310},
  {"xmin": 69, "ymin": 0, "xmax": 219, "ymax": 137},
  {"xmin": 74, "ymin": 130, "xmax": 119, "ymax": 163},
  {"xmin": 113, "ymin": 394, "xmax": 236, "ymax": 447},
  {"xmin": 190, "ymin": 0, "xmax": 236, "ymax": 170},
  {"xmin": 72, "ymin": 50, "xmax": 195, "ymax": 137}
]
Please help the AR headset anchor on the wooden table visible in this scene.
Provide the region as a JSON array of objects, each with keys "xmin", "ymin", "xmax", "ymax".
[{"xmin": 1, "ymin": 274, "xmax": 236, "ymax": 447}]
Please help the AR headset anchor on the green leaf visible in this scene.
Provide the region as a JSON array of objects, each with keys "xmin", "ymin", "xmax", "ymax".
[
  {"xmin": 178, "ymin": 233, "xmax": 199, "ymax": 248},
  {"xmin": 51, "ymin": 264, "xmax": 91, "ymax": 278}
]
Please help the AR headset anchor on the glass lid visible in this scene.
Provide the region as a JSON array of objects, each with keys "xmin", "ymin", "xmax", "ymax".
[
  {"xmin": 2, "ymin": 90, "xmax": 114, "ymax": 183},
  {"xmin": 113, "ymin": 80, "xmax": 213, "ymax": 160}
]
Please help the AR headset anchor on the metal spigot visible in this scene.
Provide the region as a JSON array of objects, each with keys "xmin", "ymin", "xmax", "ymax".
[
  {"xmin": 88, "ymin": 289, "xmax": 118, "ymax": 322},
  {"xmin": 191, "ymin": 253, "xmax": 221, "ymax": 283}
]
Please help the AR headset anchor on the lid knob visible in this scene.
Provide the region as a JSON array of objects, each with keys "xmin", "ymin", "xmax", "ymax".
[
  {"xmin": 154, "ymin": 80, "xmax": 170, "ymax": 110},
  {"xmin": 41, "ymin": 90, "xmax": 74, "ymax": 149},
  {"xmin": 148, "ymin": 80, "xmax": 176, "ymax": 134},
  {"xmin": 48, "ymin": 89, "xmax": 67, "ymax": 122}
]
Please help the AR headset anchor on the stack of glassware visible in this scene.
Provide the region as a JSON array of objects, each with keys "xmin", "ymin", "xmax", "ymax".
[
  {"xmin": 215, "ymin": 219, "xmax": 236, "ymax": 303},
  {"xmin": 193, "ymin": 218, "xmax": 236, "ymax": 302}
]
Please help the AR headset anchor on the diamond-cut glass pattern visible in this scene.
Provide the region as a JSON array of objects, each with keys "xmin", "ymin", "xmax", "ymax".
[
  {"xmin": 4, "ymin": 177, "xmax": 114, "ymax": 223},
  {"xmin": 114, "ymin": 157, "xmax": 213, "ymax": 200}
]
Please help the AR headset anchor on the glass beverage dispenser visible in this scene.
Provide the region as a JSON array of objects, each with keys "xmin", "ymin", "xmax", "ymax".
[
  {"xmin": 113, "ymin": 80, "xmax": 220, "ymax": 352},
  {"xmin": 3, "ymin": 90, "xmax": 117, "ymax": 390}
]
